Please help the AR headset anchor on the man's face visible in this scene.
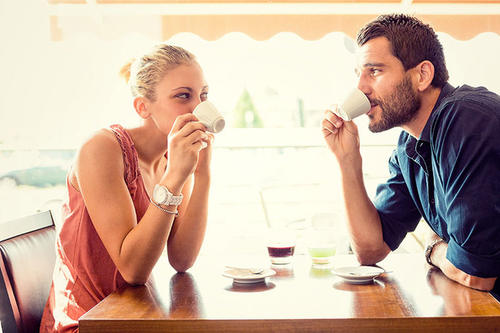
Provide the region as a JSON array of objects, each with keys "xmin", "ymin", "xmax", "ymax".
[{"xmin": 355, "ymin": 37, "xmax": 420, "ymax": 133}]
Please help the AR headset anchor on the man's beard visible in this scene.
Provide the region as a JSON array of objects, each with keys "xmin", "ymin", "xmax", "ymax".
[{"xmin": 368, "ymin": 75, "xmax": 421, "ymax": 133}]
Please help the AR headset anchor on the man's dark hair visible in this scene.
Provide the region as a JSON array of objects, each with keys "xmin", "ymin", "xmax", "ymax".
[{"xmin": 356, "ymin": 14, "xmax": 449, "ymax": 87}]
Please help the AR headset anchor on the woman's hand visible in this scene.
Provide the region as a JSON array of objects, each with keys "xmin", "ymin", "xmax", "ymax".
[
  {"xmin": 195, "ymin": 132, "xmax": 214, "ymax": 177},
  {"xmin": 164, "ymin": 114, "xmax": 210, "ymax": 188},
  {"xmin": 321, "ymin": 107, "xmax": 362, "ymax": 167}
]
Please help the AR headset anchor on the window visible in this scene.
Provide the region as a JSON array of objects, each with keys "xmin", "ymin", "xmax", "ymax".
[{"xmin": 1, "ymin": 0, "xmax": 499, "ymax": 255}]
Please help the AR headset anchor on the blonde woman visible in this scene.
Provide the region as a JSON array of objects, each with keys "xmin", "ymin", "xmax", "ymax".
[{"xmin": 40, "ymin": 44, "xmax": 213, "ymax": 332}]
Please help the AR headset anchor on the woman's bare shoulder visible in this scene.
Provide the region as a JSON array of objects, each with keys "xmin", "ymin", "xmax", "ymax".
[
  {"xmin": 74, "ymin": 128, "xmax": 124, "ymax": 174},
  {"xmin": 79, "ymin": 128, "xmax": 120, "ymax": 156}
]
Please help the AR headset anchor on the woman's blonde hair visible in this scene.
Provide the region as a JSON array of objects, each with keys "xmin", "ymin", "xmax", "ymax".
[{"xmin": 120, "ymin": 44, "xmax": 196, "ymax": 102}]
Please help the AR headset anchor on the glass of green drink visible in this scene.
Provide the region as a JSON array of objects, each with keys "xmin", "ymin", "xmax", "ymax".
[
  {"xmin": 308, "ymin": 246, "xmax": 336, "ymax": 264},
  {"xmin": 306, "ymin": 213, "xmax": 337, "ymax": 268}
]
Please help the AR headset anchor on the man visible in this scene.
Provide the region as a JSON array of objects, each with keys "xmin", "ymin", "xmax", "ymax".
[{"xmin": 322, "ymin": 14, "xmax": 500, "ymax": 298}]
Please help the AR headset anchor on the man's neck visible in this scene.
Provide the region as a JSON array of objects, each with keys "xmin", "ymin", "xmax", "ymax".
[{"xmin": 402, "ymin": 86, "xmax": 442, "ymax": 139}]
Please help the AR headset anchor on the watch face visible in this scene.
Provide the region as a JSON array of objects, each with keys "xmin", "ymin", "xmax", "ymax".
[{"xmin": 153, "ymin": 185, "xmax": 168, "ymax": 204}]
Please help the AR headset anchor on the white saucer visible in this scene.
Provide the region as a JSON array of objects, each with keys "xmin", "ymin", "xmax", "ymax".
[
  {"xmin": 337, "ymin": 277, "xmax": 377, "ymax": 284},
  {"xmin": 333, "ymin": 266, "xmax": 385, "ymax": 284},
  {"xmin": 223, "ymin": 268, "xmax": 276, "ymax": 284}
]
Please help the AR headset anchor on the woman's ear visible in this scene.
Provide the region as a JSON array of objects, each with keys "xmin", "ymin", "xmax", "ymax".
[
  {"xmin": 133, "ymin": 97, "xmax": 151, "ymax": 119},
  {"xmin": 415, "ymin": 60, "xmax": 435, "ymax": 92}
]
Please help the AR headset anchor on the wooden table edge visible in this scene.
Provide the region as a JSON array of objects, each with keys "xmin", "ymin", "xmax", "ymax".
[{"xmin": 79, "ymin": 315, "xmax": 500, "ymax": 333}]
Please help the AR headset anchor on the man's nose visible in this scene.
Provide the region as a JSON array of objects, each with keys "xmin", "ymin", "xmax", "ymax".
[{"xmin": 357, "ymin": 73, "xmax": 371, "ymax": 97}]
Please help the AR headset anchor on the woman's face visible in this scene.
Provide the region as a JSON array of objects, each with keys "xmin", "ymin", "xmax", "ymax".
[{"xmin": 146, "ymin": 62, "xmax": 208, "ymax": 134}]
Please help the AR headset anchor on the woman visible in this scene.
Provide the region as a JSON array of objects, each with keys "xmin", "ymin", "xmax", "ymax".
[{"xmin": 40, "ymin": 44, "xmax": 213, "ymax": 332}]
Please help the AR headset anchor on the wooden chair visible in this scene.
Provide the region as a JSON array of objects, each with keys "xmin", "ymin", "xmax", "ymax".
[{"xmin": 0, "ymin": 211, "xmax": 56, "ymax": 333}]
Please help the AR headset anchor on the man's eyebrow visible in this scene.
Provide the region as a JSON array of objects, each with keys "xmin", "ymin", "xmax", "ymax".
[{"xmin": 363, "ymin": 62, "xmax": 385, "ymax": 68}]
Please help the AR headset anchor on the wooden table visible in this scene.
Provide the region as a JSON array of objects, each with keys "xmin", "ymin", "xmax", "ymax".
[{"xmin": 79, "ymin": 253, "xmax": 500, "ymax": 332}]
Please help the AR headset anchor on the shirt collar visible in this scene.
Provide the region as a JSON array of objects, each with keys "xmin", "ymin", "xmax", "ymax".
[
  {"xmin": 418, "ymin": 82, "xmax": 455, "ymax": 143},
  {"xmin": 402, "ymin": 83, "xmax": 455, "ymax": 165}
]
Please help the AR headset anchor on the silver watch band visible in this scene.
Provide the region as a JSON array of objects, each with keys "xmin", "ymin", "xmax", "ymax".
[
  {"xmin": 167, "ymin": 194, "xmax": 183, "ymax": 206},
  {"xmin": 149, "ymin": 197, "xmax": 178, "ymax": 216}
]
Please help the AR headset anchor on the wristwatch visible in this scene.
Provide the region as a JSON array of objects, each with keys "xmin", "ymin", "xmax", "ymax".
[
  {"xmin": 425, "ymin": 239, "xmax": 445, "ymax": 267},
  {"xmin": 152, "ymin": 184, "xmax": 183, "ymax": 207}
]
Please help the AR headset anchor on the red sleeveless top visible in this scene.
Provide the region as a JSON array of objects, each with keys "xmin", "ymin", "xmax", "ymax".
[{"xmin": 40, "ymin": 125, "xmax": 150, "ymax": 332}]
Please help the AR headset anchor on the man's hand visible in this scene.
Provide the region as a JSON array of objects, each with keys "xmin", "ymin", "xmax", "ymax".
[{"xmin": 321, "ymin": 108, "xmax": 362, "ymax": 168}]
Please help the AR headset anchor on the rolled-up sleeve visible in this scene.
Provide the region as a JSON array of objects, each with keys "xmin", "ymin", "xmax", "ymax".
[
  {"xmin": 447, "ymin": 239, "xmax": 500, "ymax": 277},
  {"xmin": 432, "ymin": 99, "xmax": 500, "ymax": 278},
  {"xmin": 374, "ymin": 150, "xmax": 422, "ymax": 251}
]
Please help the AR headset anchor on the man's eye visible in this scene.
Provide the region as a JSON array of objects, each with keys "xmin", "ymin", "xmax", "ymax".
[
  {"xmin": 201, "ymin": 92, "xmax": 208, "ymax": 101},
  {"xmin": 370, "ymin": 68, "xmax": 381, "ymax": 76},
  {"xmin": 176, "ymin": 93, "xmax": 190, "ymax": 99}
]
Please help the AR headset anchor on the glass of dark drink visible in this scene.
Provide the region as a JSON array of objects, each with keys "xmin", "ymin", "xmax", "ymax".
[{"xmin": 266, "ymin": 229, "xmax": 296, "ymax": 265}]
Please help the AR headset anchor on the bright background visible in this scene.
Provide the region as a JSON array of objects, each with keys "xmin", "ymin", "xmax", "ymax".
[{"xmin": 1, "ymin": 0, "xmax": 499, "ymax": 256}]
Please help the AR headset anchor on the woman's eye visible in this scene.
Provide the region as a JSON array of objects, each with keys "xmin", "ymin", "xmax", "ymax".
[
  {"xmin": 176, "ymin": 93, "xmax": 190, "ymax": 99},
  {"xmin": 201, "ymin": 92, "xmax": 208, "ymax": 101}
]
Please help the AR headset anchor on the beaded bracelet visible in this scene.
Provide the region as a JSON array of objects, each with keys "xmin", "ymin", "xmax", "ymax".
[{"xmin": 149, "ymin": 197, "xmax": 179, "ymax": 216}]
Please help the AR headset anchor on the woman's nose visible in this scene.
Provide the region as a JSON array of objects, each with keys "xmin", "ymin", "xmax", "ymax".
[{"xmin": 191, "ymin": 98, "xmax": 203, "ymax": 113}]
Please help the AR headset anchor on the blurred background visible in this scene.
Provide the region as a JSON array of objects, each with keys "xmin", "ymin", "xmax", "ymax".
[{"xmin": 1, "ymin": 0, "xmax": 499, "ymax": 256}]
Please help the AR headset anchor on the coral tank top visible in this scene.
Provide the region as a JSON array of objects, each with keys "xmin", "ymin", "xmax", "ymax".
[{"xmin": 40, "ymin": 125, "xmax": 150, "ymax": 332}]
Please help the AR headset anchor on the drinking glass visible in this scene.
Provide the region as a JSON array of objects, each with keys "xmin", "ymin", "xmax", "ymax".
[
  {"xmin": 266, "ymin": 229, "xmax": 296, "ymax": 265},
  {"xmin": 306, "ymin": 213, "xmax": 338, "ymax": 268}
]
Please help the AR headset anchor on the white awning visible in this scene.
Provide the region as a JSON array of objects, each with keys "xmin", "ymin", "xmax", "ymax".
[{"xmin": 46, "ymin": 1, "xmax": 500, "ymax": 41}]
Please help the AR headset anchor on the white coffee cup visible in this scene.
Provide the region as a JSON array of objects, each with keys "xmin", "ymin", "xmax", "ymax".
[
  {"xmin": 335, "ymin": 88, "xmax": 371, "ymax": 121},
  {"xmin": 193, "ymin": 101, "xmax": 225, "ymax": 133}
]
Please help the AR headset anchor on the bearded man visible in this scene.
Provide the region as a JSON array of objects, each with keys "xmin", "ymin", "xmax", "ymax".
[{"xmin": 322, "ymin": 14, "xmax": 500, "ymax": 299}]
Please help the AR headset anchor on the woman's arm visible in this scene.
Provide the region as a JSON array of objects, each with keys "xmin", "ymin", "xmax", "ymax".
[
  {"xmin": 167, "ymin": 172, "xmax": 210, "ymax": 272},
  {"xmin": 166, "ymin": 128, "xmax": 213, "ymax": 272},
  {"xmin": 76, "ymin": 130, "xmax": 176, "ymax": 285},
  {"xmin": 76, "ymin": 115, "xmax": 209, "ymax": 285}
]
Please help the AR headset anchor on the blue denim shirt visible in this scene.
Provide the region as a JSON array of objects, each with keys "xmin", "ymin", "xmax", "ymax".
[{"xmin": 373, "ymin": 83, "xmax": 500, "ymax": 288}]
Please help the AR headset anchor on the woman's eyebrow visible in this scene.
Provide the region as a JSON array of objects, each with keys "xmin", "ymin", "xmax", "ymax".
[{"xmin": 171, "ymin": 87, "xmax": 193, "ymax": 92}]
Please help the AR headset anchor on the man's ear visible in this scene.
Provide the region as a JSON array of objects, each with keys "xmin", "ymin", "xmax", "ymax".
[
  {"xmin": 133, "ymin": 97, "xmax": 151, "ymax": 119},
  {"xmin": 415, "ymin": 60, "xmax": 435, "ymax": 92}
]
